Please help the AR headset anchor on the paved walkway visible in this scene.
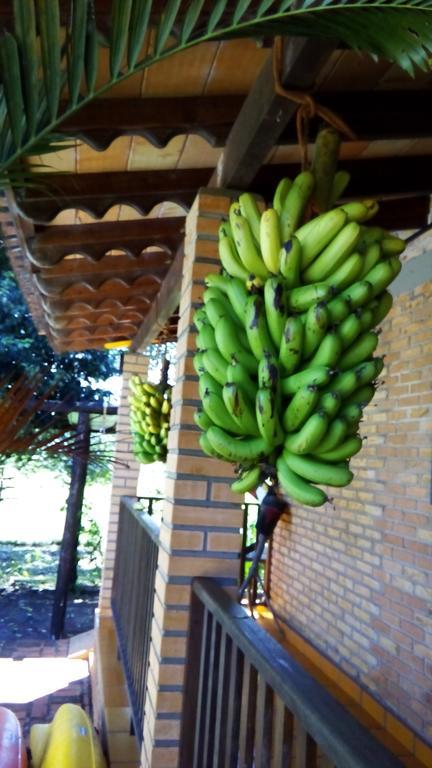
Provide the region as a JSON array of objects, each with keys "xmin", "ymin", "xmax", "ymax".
[{"xmin": 0, "ymin": 636, "xmax": 92, "ymax": 744}]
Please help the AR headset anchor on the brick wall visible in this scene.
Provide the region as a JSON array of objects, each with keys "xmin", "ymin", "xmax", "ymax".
[
  {"xmin": 270, "ymin": 277, "xmax": 432, "ymax": 746},
  {"xmin": 98, "ymin": 352, "xmax": 149, "ymax": 616}
]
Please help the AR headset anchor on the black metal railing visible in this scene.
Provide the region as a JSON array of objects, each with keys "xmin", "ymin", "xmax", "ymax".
[
  {"xmin": 179, "ymin": 578, "xmax": 404, "ymax": 768},
  {"xmin": 111, "ymin": 496, "xmax": 160, "ymax": 745}
]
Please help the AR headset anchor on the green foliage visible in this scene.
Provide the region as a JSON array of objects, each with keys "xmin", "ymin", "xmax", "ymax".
[{"xmin": 0, "ymin": 2, "xmax": 431, "ymax": 174}]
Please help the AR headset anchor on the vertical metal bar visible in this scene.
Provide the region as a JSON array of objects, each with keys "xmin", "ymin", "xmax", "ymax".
[
  {"xmin": 224, "ymin": 642, "xmax": 244, "ymax": 768},
  {"xmin": 254, "ymin": 676, "xmax": 274, "ymax": 768},
  {"xmin": 193, "ymin": 608, "xmax": 213, "ymax": 768},
  {"xmin": 202, "ymin": 619, "xmax": 222, "ymax": 766},
  {"xmin": 272, "ymin": 696, "xmax": 294, "ymax": 768},
  {"xmin": 212, "ymin": 630, "xmax": 232, "ymax": 768},
  {"xmin": 238, "ymin": 659, "xmax": 258, "ymax": 768},
  {"xmin": 179, "ymin": 589, "xmax": 206, "ymax": 768},
  {"xmin": 293, "ymin": 719, "xmax": 318, "ymax": 768}
]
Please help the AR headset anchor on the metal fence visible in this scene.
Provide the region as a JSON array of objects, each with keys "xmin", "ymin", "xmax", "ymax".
[
  {"xmin": 111, "ymin": 496, "xmax": 160, "ymax": 744},
  {"xmin": 179, "ymin": 577, "xmax": 403, "ymax": 768}
]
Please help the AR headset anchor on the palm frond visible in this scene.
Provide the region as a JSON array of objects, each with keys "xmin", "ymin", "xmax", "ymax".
[{"xmin": 0, "ymin": 1, "xmax": 431, "ymax": 171}]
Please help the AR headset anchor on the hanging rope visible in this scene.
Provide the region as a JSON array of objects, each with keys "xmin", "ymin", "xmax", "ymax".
[{"xmin": 272, "ymin": 37, "xmax": 357, "ymax": 169}]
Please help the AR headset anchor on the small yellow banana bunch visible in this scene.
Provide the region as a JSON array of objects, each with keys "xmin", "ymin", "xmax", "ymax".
[{"xmin": 129, "ymin": 376, "xmax": 172, "ymax": 464}]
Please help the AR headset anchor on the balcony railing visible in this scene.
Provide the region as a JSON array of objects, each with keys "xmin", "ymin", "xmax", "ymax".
[
  {"xmin": 179, "ymin": 578, "xmax": 404, "ymax": 768},
  {"xmin": 111, "ymin": 496, "xmax": 160, "ymax": 745}
]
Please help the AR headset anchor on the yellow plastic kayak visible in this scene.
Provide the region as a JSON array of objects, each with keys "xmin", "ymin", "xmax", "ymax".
[{"xmin": 30, "ymin": 704, "xmax": 106, "ymax": 768}]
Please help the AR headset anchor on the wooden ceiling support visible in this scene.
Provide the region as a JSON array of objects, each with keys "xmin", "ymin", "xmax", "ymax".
[
  {"xmin": 59, "ymin": 96, "xmax": 244, "ymax": 151},
  {"xmin": 213, "ymin": 36, "xmax": 335, "ymax": 189},
  {"xmin": 29, "ymin": 217, "xmax": 185, "ymax": 266},
  {"xmin": 17, "ymin": 169, "xmax": 212, "ymax": 223},
  {"xmin": 35, "ymin": 250, "xmax": 173, "ymax": 284}
]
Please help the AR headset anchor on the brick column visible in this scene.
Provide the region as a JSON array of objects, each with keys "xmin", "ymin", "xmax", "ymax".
[
  {"xmin": 141, "ymin": 190, "xmax": 244, "ymax": 768},
  {"xmin": 99, "ymin": 351, "xmax": 150, "ymax": 616}
]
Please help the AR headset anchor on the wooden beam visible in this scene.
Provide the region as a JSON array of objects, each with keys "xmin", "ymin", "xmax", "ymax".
[
  {"xmin": 213, "ymin": 36, "xmax": 335, "ymax": 189},
  {"xmin": 58, "ymin": 96, "xmax": 244, "ymax": 151},
  {"xmin": 17, "ymin": 169, "xmax": 212, "ymax": 224},
  {"xmin": 29, "ymin": 217, "xmax": 185, "ymax": 266},
  {"xmin": 131, "ymin": 246, "xmax": 184, "ymax": 352},
  {"xmin": 35, "ymin": 250, "xmax": 173, "ymax": 285}
]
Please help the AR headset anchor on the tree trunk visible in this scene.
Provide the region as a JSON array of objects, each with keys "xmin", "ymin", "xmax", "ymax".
[{"xmin": 50, "ymin": 412, "xmax": 91, "ymax": 639}]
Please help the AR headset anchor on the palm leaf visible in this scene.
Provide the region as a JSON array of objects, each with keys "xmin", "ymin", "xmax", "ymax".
[
  {"xmin": 0, "ymin": 1, "xmax": 431, "ymax": 173},
  {"xmin": 13, "ymin": 0, "xmax": 39, "ymax": 138}
]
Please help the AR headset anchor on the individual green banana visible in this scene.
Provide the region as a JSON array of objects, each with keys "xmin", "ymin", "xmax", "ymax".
[
  {"xmin": 338, "ymin": 331, "xmax": 379, "ymax": 371},
  {"xmin": 318, "ymin": 391, "xmax": 341, "ymax": 418},
  {"xmin": 264, "ymin": 277, "xmax": 288, "ymax": 348},
  {"xmin": 309, "ymin": 330, "xmax": 342, "ymax": 369},
  {"xmin": 194, "ymin": 410, "xmax": 214, "ymax": 431},
  {"xmin": 218, "ymin": 225, "xmax": 250, "ymax": 281},
  {"xmin": 206, "ymin": 425, "xmax": 267, "ymax": 463},
  {"xmin": 325, "ymin": 251, "xmax": 363, "ymax": 291},
  {"xmin": 239, "ymin": 192, "xmax": 262, "ymax": 243},
  {"xmin": 198, "ymin": 372, "xmax": 222, "ymax": 401},
  {"xmin": 204, "ymin": 298, "xmax": 233, "ymax": 329},
  {"xmin": 302, "ymin": 221, "xmax": 361, "ymax": 283},
  {"xmin": 357, "ymin": 306, "xmax": 375, "ymax": 332},
  {"xmin": 202, "ymin": 348, "xmax": 228, "ymax": 386},
  {"xmin": 231, "ymin": 465, "xmax": 262, "ymax": 495},
  {"xmin": 358, "ymin": 242, "xmax": 381, "ymax": 279},
  {"xmin": 256, "ymin": 387, "xmax": 283, "ymax": 449},
  {"xmin": 282, "ymin": 384, "xmax": 319, "ymax": 433},
  {"xmin": 326, "ymin": 295, "xmax": 351, "ymax": 324},
  {"xmin": 363, "ymin": 258, "xmax": 401, "ymax": 298},
  {"xmin": 282, "ymin": 366, "xmax": 333, "ymax": 395},
  {"xmin": 232, "ymin": 215, "xmax": 269, "ymax": 280},
  {"xmin": 287, "ymin": 282, "xmax": 331, "ymax": 312},
  {"xmin": 339, "ymin": 280, "xmax": 373, "ymax": 311},
  {"xmin": 214, "ymin": 315, "xmax": 252, "ymax": 364},
  {"xmin": 337, "ymin": 312, "xmax": 363, "ymax": 350},
  {"xmin": 344, "ymin": 385, "xmax": 376, "ymax": 408},
  {"xmin": 245, "ymin": 294, "xmax": 276, "ymax": 360},
  {"xmin": 280, "ymin": 170, "xmax": 315, "ymax": 241},
  {"xmin": 314, "ymin": 416, "xmax": 348, "ymax": 454},
  {"xmin": 370, "ymin": 291, "xmax": 393, "ymax": 326},
  {"xmin": 205, "ymin": 274, "xmax": 250, "ymax": 324},
  {"xmin": 339, "ymin": 199, "xmax": 379, "ymax": 223},
  {"xmin": 279, "ymin": 316, "xmax": 304, "ymax": 374},
  {"xmin": 196, "ymin": 324, "xmax": 216, "ymax": 351},
  {"xmin": 231, "ymin": 349, "xmax": 258, "ymax": 376},
  {"xmin": 223, "ymin": 382, "xmax": 261, "ymax": 436},
  {"xmin": 296, "ymin": 208, "xmax": 347, "ymax": 270},
  {"xmin": 357, "ymin": 225, "xmax": 385, "ymax": 252},
  {"xmin": 260, "ymin": 208, "xmax": 281, "ymax": 274},
  {"xmin": 283, "ymin": 451, "xmax": 353, "ymax": 487},
  {"xmin": 273, "ymin": 177, "xmax": 292, "ymax": 216},
  {"xmin": 229, "ymin": 200, "xmax": 242, "ymax": 233},
  {"xmin": 202, "ymin": 389, "xmax": 244, "ymax": 435},
  {"xmin": 279, "ymin": 236, "xmax": 301, "ymax": 288},
  {"xmin": 227, "ymin": 362, "xmax": 257, "ymax": 396},
  {"xmin": 258, "ymin": 353, "xmax": 280, "ymax": 391},
  {"xmin": 199, "ymin": 431, "xmax": 224, "ymax": 460},
  {"xmin": 193, "ymin": 307, "xmax": 211, "ymax": 331},
  {"xmin": 284, "ymin": 411, "xmax": 329, "ymax": 454},
  {"xmin": 381, "ymin": 235, "xmax": 405, "ymax": 256},
  {"xmin": 303, "ymin": 301, "xmax": 329, "ymax": 359},
  {"xmin": 316, "ymin": 435, "xmax": 362, "ymax": 462},
  {"xmin": 339, "ymin": 403, "xmax": 364, "ymax": 428},
  {"xmin": 327, "ymin": 358, "xmax": 384, "ymax": 399},
  {"xmin": 277, "ymin": 456, "xmax": 328, "ymax": 507}
]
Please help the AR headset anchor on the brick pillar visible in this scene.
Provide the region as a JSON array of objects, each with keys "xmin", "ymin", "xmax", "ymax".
[
  {"xmin": 98, "ymin": 351, "xmax": 150, "ymax": 616},
  {"xmin": 141, "ymin": 190, "xmax": 244, "ymax": 768}
]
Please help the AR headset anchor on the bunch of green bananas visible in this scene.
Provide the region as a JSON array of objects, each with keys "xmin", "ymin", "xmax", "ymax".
[
  {"xmin": 129, "ymin": 375, "xmax": 172, "ymax": 464},
  {"xmin": 194, "ymin": 171, "xmax": 404, "ymax": 506}
]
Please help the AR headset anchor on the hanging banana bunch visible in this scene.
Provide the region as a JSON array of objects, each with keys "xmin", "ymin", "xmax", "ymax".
[
  {"xmin": 129, "ymin": 375, "xmax": 172, "ymax": 464},
  {"xmin": 193, "ymin": 167, "xmax": 404, "ymax": 506}
]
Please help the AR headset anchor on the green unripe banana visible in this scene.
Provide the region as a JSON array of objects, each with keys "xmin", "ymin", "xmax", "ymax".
[
  {"xmin": 340, "ymin": 403, "xmax": 364, "ymax": 428},
  {"xmin": 239, "ymin": 192, "xmax": 262, "ymax": 243},
  {"xmin": 245, "ymin": 295, "xmax": 276, "ymax": 360},
  {"xmin": 316, "ymin": 435, "xmax": 362, "ymax": 462},
  {"xmin": 363, "ymin": 259, "xmax": 401, "ymax": 298},
  {"xmin": 196, "ymin": 323, "xmax": 216, "ymax": 351},
  {"xmin": 199, "ymin": 432, "xmax": 224, "ymax": 460},
  {"xmin": 314, "ymin": 416, "xmax": 348, "ymax": 454},
  {"xmin": 287, "ymin": 282, "xmax": 331, "ymax": 313},
  {"xmin": 194, "ymin": 409, "xmax": 214, "ymax": 431},
  {"xmin": 339, "ymin": 280, "xmax": 373, "ymax": 311},
  {"xmin": 277, "ymin": 456, "xmax": 328, "ymax": 507},
  {"xmin": 232, "ymin": 214, "xmax": 269, "ymax": 280},
  {"xmin": 256, "ymin": 387, "xmax": 283, "ymax": 449},
  {"xmin": 223, "ymin": 383, "xmax": 261, "ymax": 437},
  {"xmin": 295, "ymin": 208, "xmax": 347, "ymax": 269},
  {"xmin": 202, "ymin": 348, "xmax": 228, "ymax": 386},
  {"xmin": 309, "ymin": 330, "xmax": 342, "ymax": 369},
  {"xmin": 231, "ymin": 466, "xmax": 262, "ymax": 495},
  {"xmin": 260, "ymin": 208, "xmax": 281, "ymax": 274},
  {"xmin": 279, "ymin": 316, "xmax": 304, "ymax": 374},
  {"xmin": 338, "ymin": 331, "xmax": 379, "ymax": 371},
  {"xmin": 337, "ymin": 312, "xmax": 363, "ymax": 350},
  {"xmin": 339, "ymin": 199, "xmax": 379, "ymax": 223},
  {"xmin": 282, "ymin": 385, "xmax": 319, "ymax": 433},
  {"xmin": 284, "ymin": 411, "xmax": 329, "ymax": 454},
  {"xmin": 303, "ymin": 301, "xmax": 329, "ymax": 359},
  {"xmin": 358, "ymin": 242, "xmax": 381, "ymax": 279},
  {"xmin": 279, "ymin": 237, "xmax": 301, "ymax": 288},
  {"xmin": 264, "ymin": 277, "xmax": 288, "ymax": 348},
  {"xmin": 327, "ymin": 295, "xmax": 351, "ymax": 324},
  {"xmin": 318, "ymin": 391, "xmax": 341, "ymax": 418},
  {"xmin": 214, "ymin": 315, "xmax": 251, "ymax": 364},
  {"xmin": 273, "ymin": 177, "xmax": 292, "ymax": 216},
  {"xmin": 193, "ymin": 307, "xmax": 211, "ymax": 331},
  {"xmin": 218, "ymin": 226, "xmax": 250, "ymax": 281},
  {"xmin": 282, "ymin": 366, "xmax": 333, "ymax": 396},
  {"xmin": 226, "ymin": 362, "xmax": 257, "ymax": 396},
  {"xmin": 258, "ymin": 353, "xmax": 280, "ymax": 391},
  {"xmin": 381, "ymin": 235, "xmax": 405, "ymax": 256},
  {"xmin": 206, "ymin": 426, "xmax": 267, "ymax": 463},
  {"xmin": 202, "ymin": 389, "xmax": 244, "ymax": 435},
  {"xmin": 280, "ymin": 170, "xmax": 315, "ymax": 241},
  {"xmin": 370, "ymin": 291, "xmax": 393, "ymax": 326},
  {"xmin": 325, "ymin": 251, "xmax": 363, "ymax": 291},
  {"xmin": 302, "ymin": 222, "xmax": 361, "ymax": 283},
  {"xmin": 344, "ymin": 384, "xmax": 376, "ymax": 408},
  {"xmin": 283, "ymin": 451, "xmax": 353, "ymax": 487},
  {"xmin": 198, "ymin": 372, "xmax": 222, "ymax": 401}
]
